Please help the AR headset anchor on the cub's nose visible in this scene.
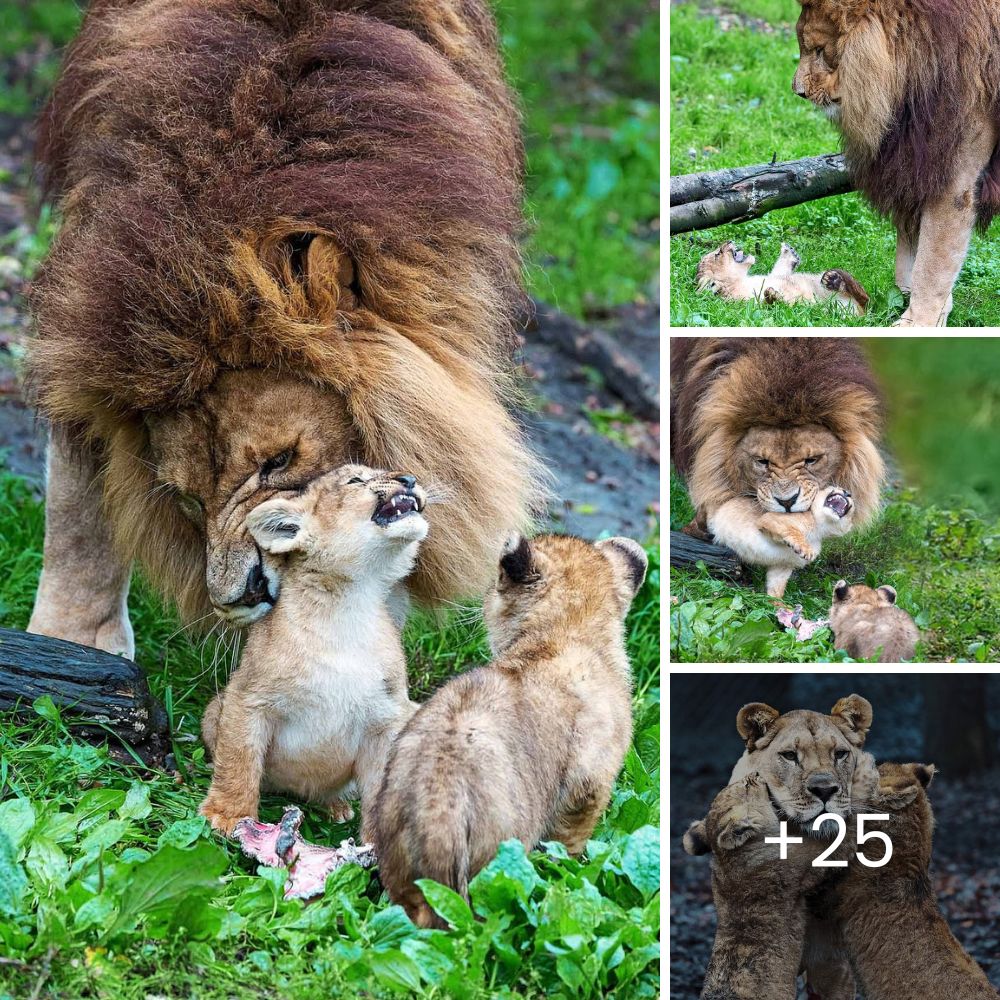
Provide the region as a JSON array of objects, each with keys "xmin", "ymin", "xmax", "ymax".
[
  {"xmin": 234, "ymin": 561, "xmax": 274, "ymax": 608},
  {"xmin": 394, "ymin": 474, "xmax": 417, "ymax": 490},
  {"xmin": 807, "ymin": 774, "xmax": 840, "ymax": 804}
]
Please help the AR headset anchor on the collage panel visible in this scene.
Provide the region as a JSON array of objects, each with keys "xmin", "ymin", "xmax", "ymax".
[
  {"xmin": 669, "ymin": 336, "xmax": 1000, "ymax": 664},
  {"xmin": 669, "ymin": 673, "xmax": 1000, "ymax": 999}
]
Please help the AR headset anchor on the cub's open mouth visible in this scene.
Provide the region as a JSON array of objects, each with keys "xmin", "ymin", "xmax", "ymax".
[
  {"xmin": 373, "ymin": 491, "xmax": 423, "ymax": 526},
  {"xmin": 732, "ymin": 247, "xmax": 747, "ymax": 263},
  {"xmin": 824, "ymin": 491, "xmax": 851, "ymax": 517}
]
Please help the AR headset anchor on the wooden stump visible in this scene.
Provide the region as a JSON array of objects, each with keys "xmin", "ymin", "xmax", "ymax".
[
  {"xmin": 669, "ymin": 530, "xmax": 747, "ymax": 580},
  {"xmin": 0, "ymin": 628, "xmax": 169, "ymax": 764}
]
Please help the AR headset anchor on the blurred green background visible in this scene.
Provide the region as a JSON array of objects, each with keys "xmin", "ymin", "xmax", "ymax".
[
  {"xmin": 866, "ymin": 339, "xmax": 1000, "ymax": 516},
  {"xmin": 0, "ymin": 0, "xmax": 660, "ymax": 317}
]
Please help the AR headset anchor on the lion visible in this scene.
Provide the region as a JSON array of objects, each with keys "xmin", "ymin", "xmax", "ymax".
[
  {"xmin": 670, "ymin": 337, "xmax": 885, "ymax": 598},
  {"xmin": 696, "ymin": 241, "xmax": 869, "ymax": 315},
  {"xmin": 24, "ymin": 0, "xmax": 547, "ymax": 656},
  {"xmin": 793, "ymin": 0, "xmax": 1000, "ymax": 327},
  {"xmin": 811, "ymin": 762, "xmax": 999, "ymax": 1000}
]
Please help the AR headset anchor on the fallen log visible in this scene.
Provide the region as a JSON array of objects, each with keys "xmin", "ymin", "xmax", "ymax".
[
  {"xmin": 669, "ymin": 530, "xmax": 747, "ymax": 580},
  {"xmin": 0, "ymin": 628, "xmax": 169, "ymax": 764},
  {"xmin": 670, "ymin": 153, "xmax": 853, "ymax": 234}
]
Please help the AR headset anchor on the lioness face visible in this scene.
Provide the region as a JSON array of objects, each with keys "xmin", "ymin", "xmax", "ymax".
[
  {"xmin": 737, "ymin": 424, "xmax": 842, "ymax": 514},
  {"xmin": 148, "ymin": 370, "xmax": 355, "ymax": 624},
  {"xmin": 793, "ymin": 5, "xmax": 843, "ymax": 117},
  {"xmin": 696, "ymin": 242, "xmax": 755, "ymax": 294}
]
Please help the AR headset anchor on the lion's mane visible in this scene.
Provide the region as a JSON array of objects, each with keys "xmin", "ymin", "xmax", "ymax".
[
  {"xmin": 670, "ymin": 337, "xmax": 885, "ymax": 526},
  {"xmin": 819, "ymin": 0, "xmax": 1000, "ymax": 234},
  {"xmin": 27, "ymin": 0, "xmax": 547, "ymax": 612}
]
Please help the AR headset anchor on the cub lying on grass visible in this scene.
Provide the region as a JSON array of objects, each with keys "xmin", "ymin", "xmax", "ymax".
[
  {"xmin": 199, "ymin": 464, "xmax": 426, "ymax": 835},
  {"xmin": 708, "ymin": 484, "xmax": 855, "ymax": 599},
  {"xmin": 697, "ymin": 241, "xmax": 869, "ymax": 315},
  {"xmin": 369, "ymin": 532, "xmax": 647, "ymax": 928}
]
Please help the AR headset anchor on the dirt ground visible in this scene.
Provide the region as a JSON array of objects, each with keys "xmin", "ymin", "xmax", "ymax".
[{"xmin": 0, "ymin": 113, "xmax": 659, "ymax": 540}]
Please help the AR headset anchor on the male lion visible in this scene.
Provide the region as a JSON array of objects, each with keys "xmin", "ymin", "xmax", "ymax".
[
  {"xmin": 793, "ymin": 0, "xmax": 1000, "ymax": 326},
  {"xmin": 671, "ymin": 337, "xmax": 885, "ymax": 598},
  {"xmin": 25, "ymin": 0, "xmax": 547, "ymax": 655}
]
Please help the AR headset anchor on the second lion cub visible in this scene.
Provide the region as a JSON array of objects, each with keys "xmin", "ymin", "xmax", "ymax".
[
  {"xmin": 370, "ymin": 532, "xmax": 647, "ymax": 927},
  {"xmin": 198, "ymin": 464, "xmax": 427, "ymax": 835}
]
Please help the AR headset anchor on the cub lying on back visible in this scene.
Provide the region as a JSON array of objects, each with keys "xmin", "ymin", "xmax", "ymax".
[
  {"xmin": 829, "ymin": 580, "xmax": 920, "ymax": 662},
  {"xmin": 199, "ymin": 464, "xmax": 427, "ymax": 835},
  {"xmin": 709, "ymin": 485, "xmax": 855, "ymax": 598},
  {"xmin": 370, "ymin": 532, "xmax": 647, "ymax": 928},
  {"xmin": 697, "ymin": 241, "xmax": 869, "ymax": 315}
]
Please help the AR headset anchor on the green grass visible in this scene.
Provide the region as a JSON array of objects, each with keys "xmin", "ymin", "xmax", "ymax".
[
  {"xmin": 0, "ymin": 470, "xmax": 660, "ymax": 998},
  {"xmin": 670, "ymin": 470, "xmax": 1000, "ymax": 663},
  {"xmin": 668, "ymin": 1, "xmax": 1000, "ymax": 327}
]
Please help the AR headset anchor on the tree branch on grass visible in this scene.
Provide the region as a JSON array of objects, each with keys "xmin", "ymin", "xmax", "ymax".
[
  {"xmin": 669, "ymin": 530, "xmax": 747, "ymax": 580},
  {"xmin": 670, "ymin": 153, "xmax": 853, "ymax": 234}
]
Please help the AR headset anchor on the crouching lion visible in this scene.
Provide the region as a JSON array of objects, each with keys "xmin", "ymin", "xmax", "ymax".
[
  {"xmin": 671, "ymin": 337, "xmax": 885, "ymax": 598},
  {"xmin": 25, "ymin": 0, "xmax": 547, "ymax": 656}
]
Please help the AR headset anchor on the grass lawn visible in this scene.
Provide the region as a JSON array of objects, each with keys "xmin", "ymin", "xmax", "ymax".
[
  {"xmin": 669, "ymin": 338, "xmax": 1000, "ymax": 663},
  {"xmin": 668, "ymin": 0, "xmax": 1000, "ymax": 327},
  {"xmin": 0, "ymin": 470, "xmax": 660, "ymax": 998}
]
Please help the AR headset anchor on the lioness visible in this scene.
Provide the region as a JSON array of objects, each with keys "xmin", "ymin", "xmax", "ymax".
[{"xmin": 697, "ymin": 241, "xmax": 869, "ymax": 315}]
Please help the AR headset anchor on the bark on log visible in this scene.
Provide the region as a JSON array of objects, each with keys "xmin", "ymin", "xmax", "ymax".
[
  {"xmin": 0, "ymin": 628, "xmax": 169, "ymax": 763},
  {"xmin": 669, "ymin": 153, "xmax": 853, "ymax": 234},
  {"xmin": 669, "ymin": 530, "xmax": 746, "ymax": 579}
]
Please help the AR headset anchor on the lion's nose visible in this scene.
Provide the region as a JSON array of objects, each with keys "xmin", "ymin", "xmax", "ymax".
[
  {"xmin": 792, "ymin": 76, "xmax": 808, "ymax": 99},
  {"xmin": 394, "ymin": 474, "xmax": 417, "ymax": 490},
  {"xmin": 233, "ymin": 561, "xmax": 274, "ymax": 609},
  {"xmin": 776, "ymin": 489, "xmax": 800, "ymax": 511},
  {"xmin": 807, "ymin": 775, "xmax": 840, "ymax": 804}
]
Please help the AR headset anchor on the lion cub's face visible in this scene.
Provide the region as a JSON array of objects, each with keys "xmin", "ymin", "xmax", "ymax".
[
  {"xmin": 793, "ymin": 4, "xmax": 844, "ymax": 116},
  {"xmin": 245, "ymin": 463, "xmax": 428, "ymax": 587},
  {"xmin": 736, "ymin": 424, "xmax": 842, "ymax": 514},
  {"xmin": 483, "ymin": 534, "xmax": 647, "ymax": 655},
  {"xmin": 696, "ymin": 242, "xmax": 755, "ymax": 295},
  {"xmin": 731, "ymin": 695, "xmax": 873, "ymax": 826}
]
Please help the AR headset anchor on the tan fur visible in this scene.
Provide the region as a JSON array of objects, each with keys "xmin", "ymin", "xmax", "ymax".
[
  {"xmin": 829, "ymin": 580, "xmax": 920, "ymax": 662},
  {"xmin": 709, "ymin": 485, "xmax": 855, "ymax": 599},
  {"xmin": 793, "ymin": 0, "xmax": 1000, "ymax": 326},
  {"xmin": 816, "ymin": 762, "xmax": 998, "ymax": 1000},
  {"xmin": 198, "ymin": 464, "xmax": 426, "ymax": 835},
  {"xmin": 697, "ymin": 242, "xmax": 869, "ymax": 315},
  {"xmin": 369, "ymin": 533, "xmax": 647, "ymax": 928}
]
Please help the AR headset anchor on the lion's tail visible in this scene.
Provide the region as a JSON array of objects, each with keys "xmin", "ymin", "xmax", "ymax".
[{"xmin": 977, "ymin": 143, "xmax": 1000, "ymax": 232}]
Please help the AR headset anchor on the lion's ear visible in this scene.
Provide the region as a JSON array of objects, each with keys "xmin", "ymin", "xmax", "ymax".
[
  {"xmin": 302, "ymin": 233, "xmax": 358, "ymax": 313},
  {"xmin": 736, "ymin": 702, "xmax": 781, "ymax": 749},
  {"xmin": 831, "ymin": 694, "xmax": 873, "ymax": 744},
  {"xmin": 682, "ymin": 820, "xmax": 711, "ymax": 856}
]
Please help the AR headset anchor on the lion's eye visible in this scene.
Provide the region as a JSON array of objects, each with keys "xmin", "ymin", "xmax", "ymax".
[
  {"xmin": 347, "ymin": 476, "xmax": 365, "ymax": 485},
  {"xmin": 177, "ymin": 492, "xmax": 204, "ymax": 521},
  {"xmin": 755, "ymin": 457, "xmax": 770, "ymax": 467},
  {"xmin": 804, "ymin": 455, "xmax": 823, "ymax": 466},
  {"xmin": 834, "ymin": 749, "xmax": 849, "ymax": 762},
  {"xmin": 779, "ymin": 750, "xmax": 798, "ymax": 762},
  {"xmin": 261, "ymin": 450, "xmax": 294, "ymax": 477}
]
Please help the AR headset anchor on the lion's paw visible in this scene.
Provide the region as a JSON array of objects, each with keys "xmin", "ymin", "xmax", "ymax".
[
  {"xmin": 327, "ymin": 800, "xmax": 355, "ymax": 824},
  {"xmin": 199, "ymin": 797, "xmax": 253, "ymax": 836}
]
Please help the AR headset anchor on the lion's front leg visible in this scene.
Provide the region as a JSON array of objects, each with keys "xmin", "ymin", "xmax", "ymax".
[
  {"xmin": 894, "ymin": 225, "xmax": 916, "ymax": 295},
  {"xmin": 897, "ymin": 131, "xmax": 995, "ymax": 327},
  {"xmin": 28, "ymin": 430, "xmax": 135, "ymax": 659}
]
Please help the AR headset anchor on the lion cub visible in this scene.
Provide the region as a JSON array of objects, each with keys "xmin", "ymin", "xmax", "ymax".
[
  {"xmin": 829, "ymin": 581, "xmax": 920, "ymax": 662},
  {"xmin": 697, "ymin": 241, "xmax": 869, "ymax": 315},
  {"xmin": 709, "ymin": 485, "xmax": 855, "ymax": 598},
  {"xmin": 198, "ymin": 464, "xmax": 427, "ymax": 835},
  {"xmin": 370, "ymin": 533, "xmax": 647, "ymax": 927}
]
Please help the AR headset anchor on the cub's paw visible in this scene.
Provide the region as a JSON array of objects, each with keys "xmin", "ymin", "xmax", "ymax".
[
  {"xmin": 327, "ymin": 800, "xmax": 355, "ymax": 824},
  {"xmin": 199, "ymin": 797, "xmax": 253, "ymax": 836},
  {"xmin": 784, "ymin": 537, "xmax": 817, "ymax": 562},
  {"xmin": 821, "ymin": 269, "xmax": 844, "ymax": 291},
  {"xmin": 780, "ymin": 242, "xmax": 801, "ymax": 267}
]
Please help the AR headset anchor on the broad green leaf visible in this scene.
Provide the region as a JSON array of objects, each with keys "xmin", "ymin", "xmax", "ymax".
[
  {"xmin": 156, "ymin": 817, "xmax": 206, "ymax": 849},
  {"xmin": 26, "ymin": 837, "xmax": 68, "ymax": 889},
  {"xmin": 74, "ymin": 893, "xmax": 117, "ymax": 932},
  {"xmin": 0, "ymin": 830, "xmax": 28, "ymax": 918},
  {"xmin": 367, "ymin": 904, "xmax": 416, "ymax": 947},
  {"xmin": 369, "ymin": 949, "xmax": 423, "ymax": 992},
  {"xmin": 118, "ymin": 782, "xmax": 152, "ymax": 821},
  {"xmin": 0, "ymin": 798, "xmax": 35, "ymax": 850},
  {"xmin": 32, "ymin": 695, "xmax": 61, "ymax": 725},
  {"xmin": 414, "ymin": 880, "xmax": 474, "ymax": 931},
  {"xmin": 620, "ymin": 826, "xmax": 659, "ymax": 896}
]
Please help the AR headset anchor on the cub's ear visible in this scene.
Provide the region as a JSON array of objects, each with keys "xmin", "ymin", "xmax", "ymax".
[
  {"xmin": 831, "ymin": 694, "xmax": 873, "ymax": 745},
  {"xmin": 596, "ymin": 536, "xmax": 648, "ymax": 601},
  {"xmin": 717, "ymin": 817, "xmax": 758, "ymax": 851},
  {"xmin": 682, "ymin": 820, "xmax": 710, "ymax": 856},
  {"xmin": 877, "ymin": 585, "xmax": 897, "ymax": 605},
  {"xmin": 246, "ymin": 498, "xmax": 307, "ymax": 554},
  {"xmin": 736, "ymin": 702, "xmax": 781, "ymax": 749},
  {"xmin": 910, "ymin": 762, "xmax": 936, "ymax": 789},
  {"xmin": 833, "ymin": 579, "xmax": 850, "ymax": 601},
  {"xmin": 499, "ymin": 534, "xmax": 540, "ymax": 586}
]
